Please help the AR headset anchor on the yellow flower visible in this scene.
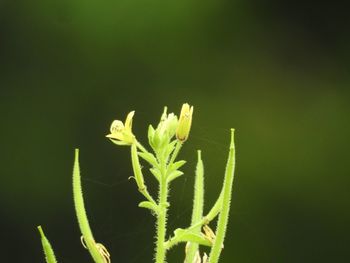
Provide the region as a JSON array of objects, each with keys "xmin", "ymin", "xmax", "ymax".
[
  {"xmin": 176, "ymin": 103, "xmax": 193, "ymax": 142},
  {"xmin": 106, "ymin": 111, "xmax": 135, "ymax": 146}
]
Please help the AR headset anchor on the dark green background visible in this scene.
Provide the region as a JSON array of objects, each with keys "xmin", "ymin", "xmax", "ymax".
[{"xmin": 1, "ymin": 1, "xmax": 349, "ymax": 262}]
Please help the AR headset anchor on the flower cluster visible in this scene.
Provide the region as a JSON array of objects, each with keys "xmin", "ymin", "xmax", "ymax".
[{"xmin": 106, "ymin": 103, "xmax": 193, "ymax": 147}]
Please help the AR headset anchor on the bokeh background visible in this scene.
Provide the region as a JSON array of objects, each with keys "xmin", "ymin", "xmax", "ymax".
[{"xmin": 1, "ymin": 0, "xmax": 349, "ymax": 262}]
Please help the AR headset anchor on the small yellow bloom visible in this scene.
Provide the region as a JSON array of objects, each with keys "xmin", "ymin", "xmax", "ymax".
[
  {"xmin": 176, "ymin": 103, "xmax": 193, "ymax": 142},
  {"xmin": 106, "ymin": 111, "xmax": 135, "ymax": 146}
]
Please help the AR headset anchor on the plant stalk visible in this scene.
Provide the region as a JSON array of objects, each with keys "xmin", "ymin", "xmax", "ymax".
[{"xmin": 155, "ymin": 176, "xmax": 169, "ymax": 263}]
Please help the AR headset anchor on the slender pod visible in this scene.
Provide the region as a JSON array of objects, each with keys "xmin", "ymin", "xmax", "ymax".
[
  {"xmin": 73, "ymin": 149, "xmax": 110, "ymax": 263},
  {"xmin": 37, "ymin": 226, "xmax": 58, "ymax": 263},
  {"xmin": 208, "ymin": 129, "xmax": 236, "ymax": 263}
]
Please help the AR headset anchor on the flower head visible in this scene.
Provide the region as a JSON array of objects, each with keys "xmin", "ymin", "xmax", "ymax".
[
  {"xmin": 176, "ymin": 103, "xmax": 193, "ymax": 142},
  {"xmin": 106, "ymin": 111, "xmax": 135, "ymax": 146}
]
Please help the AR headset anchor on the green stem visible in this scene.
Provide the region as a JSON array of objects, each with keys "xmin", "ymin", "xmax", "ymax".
[
  {"xmin": 136, "ymin": 140, "xmax": 149, "ymax": 154},
  {"xmin": 168, "ymin": 141, "xmax": 182, "ymax": 166},
  {"xmin": 208, "ymin": 129, "xmax": 236, "ymax": 263},
  {"xmin": 155, "ymin": 176, "xmax": 169, "ymax": 263}
]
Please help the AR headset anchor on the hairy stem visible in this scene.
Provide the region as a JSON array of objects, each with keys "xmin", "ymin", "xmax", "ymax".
[
  {"xmin": 168, "ymin": 141, "xmax": 182, "ymax": 166},
  {"xmin": 155, "ymin": 176, "xmax": 169, "ymax": 263}
]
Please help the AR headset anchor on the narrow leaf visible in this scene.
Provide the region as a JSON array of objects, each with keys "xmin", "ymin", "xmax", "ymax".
[
  {"xmin": 167, "ymin": 170, "xmax": 184, "ymax": 182},
  {"xmin": 148, "ymin": 124, "xmax": 155, "ymax": 149},
  {"xmin": 139, "ymin": 201, "xmax": 159, "ymax": 214},
  {"xmin": 174, "ymin": 229, "xmax": 212, "ymax": 247},
  {"xmin": 168, "ymin": 160, "xmax": 186, "ymax": 172},
  {"xmin": 165, "ymin": 140, "xmax": 178, "ymax": 157},
  {"xmin": 138, "ymin": 151, "xmax": 159, "ymax": 168},
  {"xmin": 150, "ymin": 168, "xmax": 161, "ymax": 181},
  {"xmin": 165, "ymin": 228, "xmax": 212, "ymax": 249}
]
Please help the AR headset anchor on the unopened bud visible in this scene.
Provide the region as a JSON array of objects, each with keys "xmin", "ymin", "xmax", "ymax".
[{"xmin": 176, "ymin": 103, "xmax": 193, "ymax": 142}]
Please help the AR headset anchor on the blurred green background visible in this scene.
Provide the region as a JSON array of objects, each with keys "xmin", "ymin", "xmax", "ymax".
[{"xmin": 1, "ymin": 0, "xmax": 349, "ymax": 262}]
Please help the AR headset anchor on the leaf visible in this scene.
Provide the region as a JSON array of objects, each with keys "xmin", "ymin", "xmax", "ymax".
[
  {"xmin": 150, "ymin": 168, "xmax": 162, "ymax": 181},
  {"xmin": 148, "ymin": 125, "xmax": 155, "ymax": 149},
  {"xmin": 165, "ymin": 140, "xmax": 177, "ymax": 157},
  {"xmin": 152, "ymin": 130, "xmax": 162, "ymax": 151},
  {"xmin": 138, "ymin": 152, "xmax": 159, "ymax": 168},
  {"xmin": 138, "ymin": 201, "xmax": 159, "ymax": 214},
  {"xmin": 168, "ymin": 160, "xmax": 186, "ymax": 172},
  {"xmin": 167, "ymin": 170, "xmax": 184, "ymax": 182},
  {"xmin": 173, "ymin": 228, "xmax": 212, "ymax": 247}
]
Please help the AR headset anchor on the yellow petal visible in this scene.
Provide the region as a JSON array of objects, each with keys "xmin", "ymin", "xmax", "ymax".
[
  {"xmin": 124, "ymin": 111, "xmax": 135, "ymax": 132},
  {"xmin": 110, "ymin": 120, "xmax": 125, "ymax": 134}
]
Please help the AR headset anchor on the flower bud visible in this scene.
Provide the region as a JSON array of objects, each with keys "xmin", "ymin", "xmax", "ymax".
[
  {"xmin": 152, "ymin": 107, "xmax": 178, "ymax": 149},
  {"xmin": 176, "ymin": 103, "xmax": 193, "ymax": 142}
]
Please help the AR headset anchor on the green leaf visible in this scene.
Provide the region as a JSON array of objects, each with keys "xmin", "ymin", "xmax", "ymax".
[
  {"xmin": 165, "ymin": 228, "xmax": 212, "ymax": 249},
  {"xmin": 167, "ymin": 170, "xmax": 184, "ymax": 182},
  {"xmin": 150, "ymin": 168, "xmax": 162, "ymax": 181},
  {"xmin": 175, "ymin": 229, "xmax": 211, "ymax": 247},
  {"xmin": 148, "ymin": 125, "xmax": 155, "ymax": 148},
  {"xmin": 152, "ymin": 130, "xmax": 162, "ymax": 151},
  {"xmin": 138, "ymin": 151, "xmax": 159, "ymax": 168},
  {"xmin": 139, "ymin": 201, "xmax": 159, "ymax": 214},
  {"xmin": 165, "ymin": 140, "xmax": 177, "ymax": 157},
  {"xmin": 37, "ymin": 226, "xmax": 58, "ymax": 263},
  {"xmin": 168, "ymin": 160, "xmax": 186, "ymax": 172}
]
